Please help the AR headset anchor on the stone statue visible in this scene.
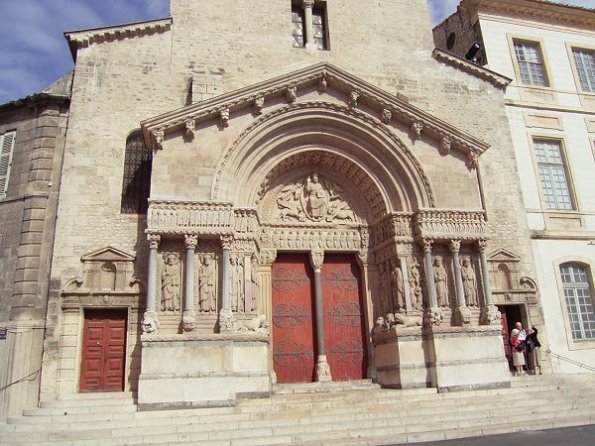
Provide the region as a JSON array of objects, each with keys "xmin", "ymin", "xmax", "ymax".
[
  {"xmin": 372, "ymin": 316, "xmax": 388, "ymax": 335},
  {"xmin": 378, "ymin": 262, "xmax": 389, "ymax": 315},
  {"xmin": 390, "ymin": 261, "xmax": 405, "ymax": 313},
  {"xmin": 304, "ymin": 173, "xmax": 328, "ymax": 220},
  {"xmin": 386, "ymin": 312, "xmax": 422, "ymax": 328},
  {"xmin": 461, "ymin": 256, "xmax": 478, "ymax": 307},
  {"xmin": 277, "ymin": 183, "xmax": 305, "ymax": 221},
  {"xmin": 236, "ymin": 314, "xmax": 269, "ymax": 334},
  {"xmin": 230, "ymin": 254, "xmax": 244, "ymax": 312},
  {"xmin": 161, "ymin": 253, "xmax": 180, "ymax": 312},
  {"xmin": 198, "ymin": 254, "xmax": 217, "ymax": 313},
  {"xmin": 250, "ymin": 254, "xmax": 259, "ymax": 312},
  {"xmin": 409, "ymin": 259, "xmax": 423, "ymax": 310},
  {"xmin": 433, "ymin": 257, "xmax": 449, "ymax": 307}
]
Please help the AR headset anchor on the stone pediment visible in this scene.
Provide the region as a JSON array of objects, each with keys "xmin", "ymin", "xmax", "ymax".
[
  {"xmin": 488, "ymin": 248, "xmax": 521, "ymax": 263},
  {"xmin": 141, "ymin": 63, "xmax": 489, "ymax": 166},
  {"xmin": 81, "ymin": 246, "xmax": 136, "ymax": 263}
]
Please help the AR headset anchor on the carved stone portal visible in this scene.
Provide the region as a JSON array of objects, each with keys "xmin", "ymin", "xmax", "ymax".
[{"xmin": 275, "ymin": 173, "xmax": 357, "ymax": 223}]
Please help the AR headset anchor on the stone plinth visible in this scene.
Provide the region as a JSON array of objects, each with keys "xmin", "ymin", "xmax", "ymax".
[
  {"xmin": 373, "ymin": 328, "xmax": 436, "ymax": 389},
  {"xmin": 138, "ymin": 333, "xmax": 270, "ymax": 410},
  {"xmin": 431, "ymin": 325, "xmax": 510, "ymax": 392},
  {"xmin": 373, "ymin": 325, "xmax": 510, "ymax": 392}
]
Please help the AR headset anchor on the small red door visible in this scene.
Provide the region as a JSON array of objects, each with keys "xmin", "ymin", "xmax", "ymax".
[
  {"xmin": 272, "ymin": 253, "xmax": 316, "ymax": 383},
  {"xmin": 80, "ymin": 309, "xmax": 127, "ymax": 392},
  {"xmin": 322, "ymin": 254, "xmax": 367, "ymax": 381}
]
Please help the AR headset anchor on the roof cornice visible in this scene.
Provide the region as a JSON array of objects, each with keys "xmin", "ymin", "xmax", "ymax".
[
  {"xmin": 462, "ymin": 0, "xmax": 595, "ymax": 30},
  {"xmin": 141, "ymin": 62, "xmax": 490, "ymax": 167},
  {"xmin": 432, "ymin": 49, "xmax": 511, "ymax": 90},
  {"xmin": 64, "ymin": 18, "xmax": 172, "ymax": 60}
]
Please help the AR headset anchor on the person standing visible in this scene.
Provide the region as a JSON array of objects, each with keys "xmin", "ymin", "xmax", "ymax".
[
  {"xmin": 527, "ymin": 326, "xmax": 542, "ymax": 375},
  {"xmin": 510, "ymin": 321, "xmax": 527, "ymax": 376}
]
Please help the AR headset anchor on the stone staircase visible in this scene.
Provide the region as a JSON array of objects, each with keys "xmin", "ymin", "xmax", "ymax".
[{"xmin": 1, "ymin": 374, "xmax": 594, "ymax": 446}]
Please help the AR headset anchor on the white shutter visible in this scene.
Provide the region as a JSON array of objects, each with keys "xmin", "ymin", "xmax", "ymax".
[{"xmin": 0, "ymin": 131, "xmax": 16, "ymax": 198}]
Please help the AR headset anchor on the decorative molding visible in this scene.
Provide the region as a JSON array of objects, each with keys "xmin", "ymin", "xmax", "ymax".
[
  {"xmin": 432, "ymin": 48, "xmax": 511, "ymax": 90},
  {"xmin": 141, "ymin": 63, "xmax": 490, "ymax": 162},
  {"xmin": 147, "ymin": 200, "xmax": 236, "ymax": 235},
  {"xmin": 260, "ymin": 226, "xmax": 362, "ymax": 252},
  {"xmin": 415, "ymin": 209, "xmax": 488, "ymax": 241},
  {"xmin": 65, "ymin": 18, "xmax": 172, "ymax": 54}
]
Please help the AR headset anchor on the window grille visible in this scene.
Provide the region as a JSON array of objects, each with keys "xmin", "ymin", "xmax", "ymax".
[
  {"xmin": 120, "ymin": 131, "xmax": 152, "ymax": 214},
  {"xmin": 533, "ymin": 139, "xmax": 573, "ymax": 210},
  {"xmin": 561, "ymin": 263, "xmax": 595, "ymax": 341}
]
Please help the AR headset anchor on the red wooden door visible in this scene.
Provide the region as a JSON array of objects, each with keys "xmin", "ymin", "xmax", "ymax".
[
  {"xmin": 322, "ymin": 254, "xmax": 367, "ymax": 381},
  {"xmin": 272, "ymin": 253, "xmax": 316, "ymax": 383},
  {"xmin": 80, "ymin": 309, "xmax": 127, "ymax": 392}
]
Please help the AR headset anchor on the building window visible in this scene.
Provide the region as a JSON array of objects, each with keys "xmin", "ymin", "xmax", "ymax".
[
  {"xmin": 120, "ymin": 131, "xmax": 152, "ymax": 214},
  {"xmin": 514, "ymin": 41, "xmax": 549, "ymax": 87},
  {"xmin": 533, "ymin": 139, "xmax": 574, "ymax": 210},
  {"xmin": 0, "ymin": 131, "xmax": 16, "ymax": 199},
  {"xmin": 291, "ymin": 1, "xmax": 328, "ymax": 50},
  {"xmin": 572, "ymin": 48, "xmax": 595, "ymax": 93},
  {"xmin": 561, "ymin": 263, "xmax": 595, "ymax": 341}
]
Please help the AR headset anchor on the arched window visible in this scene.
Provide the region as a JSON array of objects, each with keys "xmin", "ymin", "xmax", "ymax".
[
  {"xmin": 560, "ymin": 263, "xmax": 595, "ymax": 340},
  {"xmin": 121, "ymin": 131, "xmax": 152, "ymax": 214}
]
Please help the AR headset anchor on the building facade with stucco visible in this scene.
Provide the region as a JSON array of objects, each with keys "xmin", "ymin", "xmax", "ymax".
[
  {"xmin": 0, "ymin": 0, "xmax": 549, "ymax": 418},
  {"xmin": 435, "ymin": 0, "xmax": 595, "ymax": 374}
]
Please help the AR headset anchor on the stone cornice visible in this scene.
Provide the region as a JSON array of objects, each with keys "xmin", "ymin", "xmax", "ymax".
[
  {"xmin": 64, "ymin": 18, "xmax": 172, "ymax": 60},
  {"xmin": 432, "ymin": 49, "xmax": 511, "ymax": 90},
  {"xmin": 462, "ymin": 0, "xmax": 595, "ymax": 30},
  {"xmin": 141, "ymin": 63, "xmax": 490, "ymax": 161}
]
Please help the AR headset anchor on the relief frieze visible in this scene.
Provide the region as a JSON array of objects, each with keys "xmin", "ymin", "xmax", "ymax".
[{"xmin": 414, "ymin": 209, "xmax": 487, "ymax": 241}]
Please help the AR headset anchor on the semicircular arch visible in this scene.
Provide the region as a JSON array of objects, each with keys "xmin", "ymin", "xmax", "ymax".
[{"xmin": 212, "ymin": 102, "xmax": 434, "ymax": 218}]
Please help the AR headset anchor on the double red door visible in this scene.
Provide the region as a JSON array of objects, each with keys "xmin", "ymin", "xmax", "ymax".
[
  {"xmin": 80, "ymin": 309, "xmax": 127, "ymax": 392},
  {"xmin": 272, "ymin": 253, "xmax": 367, "ymax": 383}
]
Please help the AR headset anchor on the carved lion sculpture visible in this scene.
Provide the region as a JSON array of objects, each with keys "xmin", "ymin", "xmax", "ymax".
[
  {"xmin": 236, "ymin": 314, "xmax": 269, "ymax": 334},
  {"xmin": 386, "ymin": 312, "xmax": 422, "ymax": 328},
  {"xmin": 142, "ymin": 314, "xmax": 159, "ymax": 334}
]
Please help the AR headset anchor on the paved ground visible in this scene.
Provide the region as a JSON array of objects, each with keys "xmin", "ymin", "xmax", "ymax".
[{"xmin": 385, "ymin": 424, "xmax": 595, "ymax": 446}]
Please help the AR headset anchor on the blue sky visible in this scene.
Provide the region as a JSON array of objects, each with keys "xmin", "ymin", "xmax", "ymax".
[{"xmin": 0, "ymin": 0, "xmax": 594, "ymax": 104}]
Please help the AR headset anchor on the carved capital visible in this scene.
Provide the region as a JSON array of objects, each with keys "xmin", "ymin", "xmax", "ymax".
[
  {"xmin": 420, "ymin": 238, "xmax": 433, "ymax": 254},
  {"xmin": 221, "ymin": 235, "xmax": 233, "ymax": 250},
  {"xmin": 423, "ymin": 306, "xmax": 443, "ymax": 326},
  {"xmin": 440, "ymin": 136, "xmax": 452, "ymax": 156},
  {"xmin": 286, "ymin": 85, "xmax": 297, "ymax": 103},
  {"xmin": 151, "ymin": 130, "xmax": 164, "ymax": 150},
  {"xmin": 219, "ymin": 108, "xmax": 230, "ymax": 128},
  {"xmin": 467, "ymin": 151, "xmax": 478, "ymax": 169},
  {"xmin": 259, "ymin": 249, "xmax": 277, "ymax": 266},
  {"xmin": 184, "ymin": 234, "xmax": 198, "ymax": 250},
  {"xmin": 348, "ymin": 90, "xmax": 360, "ymax": 108},
  {"xmin": 148, "ymin": 234, "xmax": 161, "ymax": 250},
  {"xmin": 454, "ymin": 305, "xmax": 472, "ymax": 326},
  {"xmin": 381, "ymin": 108, "xmax": 392, "ymax": 124},
  {"xmin": 253, "ymin": 96, "xmax": 264, "ymax": 115},
  {"xmin": 185, "ymin": 119, "xmax": 195, "ymax": 137},
  {"xmin": 411, "ymin": 122, "xmax": 423, "ymax": 141},
  {"xmin": 449, "ymin": 239, "xmax": 461, "ymax": 253},
  {"xmin": 477, "ymin": 239, "xmax": 488, "ymax": 253},
  {"xmin": 310, "ymin": 250, "xmax": 325, "ymax": 271}
]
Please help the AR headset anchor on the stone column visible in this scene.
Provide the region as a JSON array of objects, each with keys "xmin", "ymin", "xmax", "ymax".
[
  {"xmin": 400, "ymin": 257, "xmax": 413, "ymax": 313},
  {"xmin": 302, "ymin": 0, "xmax": 315, "ymax": 48},
  {"xmin": 478, "ymin": 240, "xmax": 499, "ymax": 325},
  {"xmin": 182, "ymin": 234, "xmax": 198, "ymax": 332},
  {"xmin": 259, "ymin": 249, "xmax": 277, "ymax": 383},
  {"xmin": 451, "ymin": 240, "xmax": 471, "ymax": 326},
  {"xmin": 311, "ymin": 249, "xmax": 331, "ymax": 382},
  {"xmin": 219, "ymin": 236, "xmax": 235, "ymax": 332},
  {"xmin": 421, "ymin": 239, "xmax": 442, "ymax": 326},
  {"xmin": 142, "ymin": 234, "xmax": 161, "ymax": 334}
]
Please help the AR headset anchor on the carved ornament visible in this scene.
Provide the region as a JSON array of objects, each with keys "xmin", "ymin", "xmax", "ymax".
[
  {"xmin": 381, "ymin": 108, "xmax": 392, "ymax": 124},
  {"xmin": 310, "ymin": 250, "xmax": 324, "ymax": 271},
  {"xmin": 253, "ymin": 96, "xmax": 264, "ymax": 115},
  {"xmin": 415, "ymin": 209, "xmax": 488, "ymax": 241},
  {"xmin": 260, "ymin": 227, "xmax": 362, "ymax": 252},
  {"xmin": 184, "ymin": 234, "xmax": 198, "ymax": 250},
  {"xmin": 147, "ymin": 200, "xmax": 235, "ymax": 235},
  {"xmin": 220, "ymin": 108, "xmax": 230, "ymax": 128},
  {"xmin": 185, "ymin": 119, "xmax": 195, "ymax": 137}
]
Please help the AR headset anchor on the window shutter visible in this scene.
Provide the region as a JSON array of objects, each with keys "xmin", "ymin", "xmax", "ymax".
[{"xmin": 0, "ymin": 131, "xmax": 16, "ymax": 198}]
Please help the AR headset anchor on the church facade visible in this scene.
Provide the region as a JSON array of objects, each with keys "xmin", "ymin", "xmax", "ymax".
[{"xmin": 0, "ymin": 0, "xmax": 546, "ymax": 418}]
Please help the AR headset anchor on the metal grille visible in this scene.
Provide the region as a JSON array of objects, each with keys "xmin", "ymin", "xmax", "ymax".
[
  {"xmin": 561, "ymin": 264, "xmax": 595, "ymax": 341},
  {"xmin": 533, "ymin": 140, "xmax": 573, "ymax": 210},
  {"xmin": 120, "ymin": 132, "xmax": 152, "ymax": 214},
  {"xmin": 514, "ymin": 41, "xmax": 548, "ymax": 86},
  {"xmin": 573, "ymin": 48, "xmax": 595, "ymax": 93}
]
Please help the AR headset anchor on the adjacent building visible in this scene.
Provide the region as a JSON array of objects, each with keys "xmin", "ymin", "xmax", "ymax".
[
  {"xmin": 0, "ymin": 0, "xmax": 555, "ymax": 419},
  {"xmin": 435, "ymin": 0, "xmax": 595, "ymax": 373}
]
